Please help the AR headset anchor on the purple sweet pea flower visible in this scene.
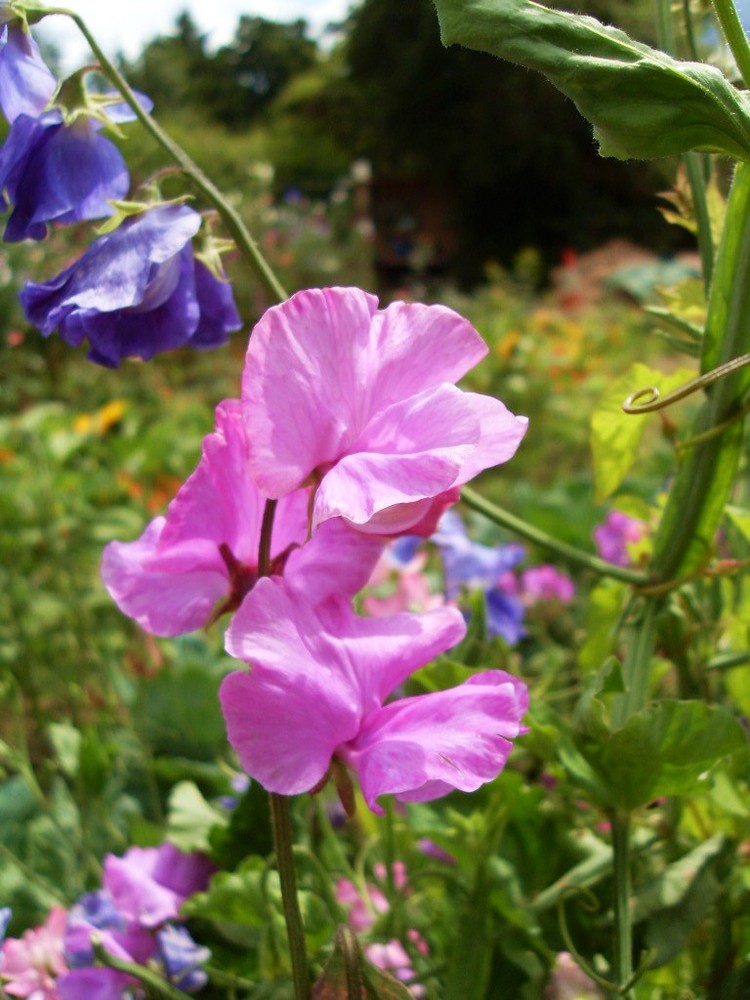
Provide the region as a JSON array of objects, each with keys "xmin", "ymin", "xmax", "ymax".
[
  {"xmin": 20, "ymin": 204, "xmax": 242, "ymax": 365},
  {"xmin": 102, "ymin": 398, "xmax": 384, "ymax": 636},
  {"xmin": 431, "ymin": 510, "xmax": 526, "ymax": 599},
  {"xmin": 0, "ymin": 109, "xmax": 132, "ymax": 240},
  {"xmin": 485, "ymin": 588, "xmax": 526, "ymax": 645},
  {"xmin": 156, "ymin": 925, "xmax": 210, "ymax": 993},
  {"xmin": 103, "ymin": 843, "xmax": 214, "ymax": 929},
  {"xmin": 240, "ymin": 287, "xmax": 528, "ymax": 535},
  {"xmin": 221, "ymin": 577, "xmax": 528, "ymax": 812},
  {"xmin": 0, "ymin": 24, "xmax": 56, "ymax": 123}
]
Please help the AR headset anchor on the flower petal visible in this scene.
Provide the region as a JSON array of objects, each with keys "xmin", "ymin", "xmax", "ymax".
[
  {"xmin": 313, "ymin": 384, "xmax": 479, "ymax": 530},
  {"xmin": 243, "ymin": 287, "xmax": 380, "ymax": 496},
  {"xmin": 343, "ymin": 671, "xmax": 528, "ymax": 812}
]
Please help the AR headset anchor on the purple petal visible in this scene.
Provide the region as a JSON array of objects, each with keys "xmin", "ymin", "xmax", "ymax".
[
  {"xmin": 343, "ymin": 671, "xmax": 529, "ymax": 812},
  {"xmin": 485, "ymin": 589, "xmax": 527, "ymax": 645},
  {"xmin": 0, "ymin": 25, "xmax": 56, "ymax": 123},
  {"xmin": 58, "ymin": 968, "xmax": 136, "ymax": 1000},
  {"xmin": 21, "ymin": 205, "xmax": 201, "ymax": 320},
  {"xmin": 189, "ymin": 260, "xmax": 242, "ymax": 348},
  {"xmin": 156, "ymin": 925, "xmax": 210, "ymax": 993}
]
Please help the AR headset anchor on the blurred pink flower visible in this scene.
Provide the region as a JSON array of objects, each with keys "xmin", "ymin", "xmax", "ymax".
[
  {"xmin": 593, "ymin": 511, "xmax": 646, "ymax": 567},
  {"xmin": 365, "ymin": 940, "xmax": 424, "ymax": 997},
  {"xmin": 1, "ymin": 907, "xmax": 67, "ymax": 1000},
  {"xmin": 520, "ymin": 565, "xmax": 575, "ymax": 604},
  {"xmin": 241, "ymin": 287, "xmax": 527, "ymax": 535},
  {"xmin": 544, "ymin": 952, "xmax": 603, "ymax": 1000}
]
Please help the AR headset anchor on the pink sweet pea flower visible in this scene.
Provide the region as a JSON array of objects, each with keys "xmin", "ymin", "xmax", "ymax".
[
  {"xmin": 1, "ymin": 906, "xmax": 68, "ymax": 1000},
  {"xmin": 241, "ymin": 287, "xmax": 528, "ymax": 535},
  {"xmin": 220, "ymin": 578, "xmax": 528, "ymax": 812},
  {"xmin": 101, "ymin": 398, "xmax": 383, "ymax": 636}
]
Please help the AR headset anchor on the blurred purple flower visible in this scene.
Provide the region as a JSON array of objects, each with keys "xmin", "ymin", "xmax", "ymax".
[
  {"xmin": 156, "ymin": 925, "xmax": 210, "ymax": 993},
  {"xmin": 431, "ymin": 511, "xmax": 527, "ymax": 644},
  {"xmin": 20, "ymin": 204, "xmax": 242, "ymax": 365},
  {"xmin": 593, "ymin": 511, "xmax": 646, "ymax": 567},
  {"xmin": 103, "ymin": 843, "xmax": 214, "ymax": 929},
  {"xmin": 431, "ymin": 511, "xmax": 525, "ymax": 598}
]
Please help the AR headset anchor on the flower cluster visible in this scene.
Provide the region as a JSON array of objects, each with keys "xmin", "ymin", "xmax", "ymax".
[
  {"xmin": 364, "ymin": 510, "xmax": 575, "ymax": 645},
  {"xmin": 0, "ymin": 15, "xmax": 241, "ymax": 365},
  {"xmin": 0, "ymin": 844, "xmax": 214, "ymax": 1000},
  {"xmin": 104, "ymin": 286, "xmax": 530, "ymax": 813}
]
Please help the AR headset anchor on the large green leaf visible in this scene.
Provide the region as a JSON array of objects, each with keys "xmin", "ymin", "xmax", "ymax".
[
  {"xmin": 590, "ymin": 363, "xmax": 695, "ymax": 502},
  {"xmin": 434, "ymin": 0, "xmax": 750, "ymax": 161},
  {"xmin": 576, "ymin": 700, "xmax": 746, "ymax": 810}
]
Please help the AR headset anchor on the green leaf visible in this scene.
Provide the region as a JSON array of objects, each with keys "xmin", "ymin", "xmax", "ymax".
[
  {"xmin": 636, "ymin": 836, "xmax": 731, "ymax": 966},
  {"xmin": 577, "ymin": 700, "xmax": 747, "ymax": 810},
  {"xmin": 434, "ymin": 0, "xmax": 750, "ymax": 161},
  {"xmin": 47, "ymin": 722, "xmax": 82, "ymax": 780},
  {"xmin": 166, "ymin": 781, "xmax": 227, "ymax": 853},
  {"xmin": 590, "ymin": 363, "xmax": 695, "ymax": 502}
]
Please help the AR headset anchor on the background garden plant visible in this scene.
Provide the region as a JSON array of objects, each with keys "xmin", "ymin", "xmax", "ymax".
[{"xmin": 2, "ymin": 0, "xmax": 750, "ymax": 998}]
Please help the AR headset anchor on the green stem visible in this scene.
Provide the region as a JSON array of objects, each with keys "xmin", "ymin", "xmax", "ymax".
[
  {"xmin": 612, "ymin": 600, "xmax": 660, "ymax": 728},
  {"xmin": 50, "ymin": 8, "xmax": 287, "ymax": 306},
  {"xmin": 684, "ymin": 152, "xmax": 715, "ymax": 292},
  {"xmin": 91, "ymin": 939, "xmax": 194, "ymax": 1000},
  {"xmin": 270, "ymin": 793, "xmax": 311, "ymax": 1000},
  {"xmin": 460, "ymin": 486, "xmax": 647, "ymax": 586},
  {"xmin": 611, "ymin": 814, "xmax": 634, "ymax": 999},
  {"xmin": 651, "ymin": 162, "xmax": 750, "ymax": 581},
  {"xmin": 711, "ymin": 0, "xmax": 750, "ymax": 88}
]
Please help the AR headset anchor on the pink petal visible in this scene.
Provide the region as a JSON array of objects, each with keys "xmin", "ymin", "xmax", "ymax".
[
  {"xmin": 243, "ymin": 287, "xmax": 380, "ymax": 497},
  {"xmin": 101, "ymin": 398, "xmax": 309, "ymax": 636},
  {"xmin": 343, "ymin": 671, "xmax": 529, "ymax": 813},
  {"xmin": 222, "ymin": 578, "xmax": 466, "ymax": 794},
  {"xmin": 312, "ymin": 385, "xmax": 479, "ymax": 530},
  {"xmin": 454, "ymin": 393, "xmax": 529, "ymax": 484},
  {"xmin": 220, "ymin": 667, "xmax": 358, "ymax": 795},
  {"xmin": 284, "ymin": 518, "xmax": 385, "ymax": 603},
  {"xmin": 367, "ymin": 298, "xmax": 488, "ymax": 406},
  {"xmin": 101, "ymin": 518, "xmax": 228, "ymax": 636},
  {"xmin": 226, "ymin": 577, "xmax": 465, "ymax": 710}
]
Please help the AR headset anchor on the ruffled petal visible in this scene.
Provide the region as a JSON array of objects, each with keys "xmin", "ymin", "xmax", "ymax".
[
  {"xmin": 312, "ymin": 385, "xmax": 479, "ymax": 530},
  {"xmin": 242, "ymin": 286, "xmax": 380, "ymax": 496},
  {"xmin": 343, "ymin": 671, "xmax": 528, "ymax": 812}
]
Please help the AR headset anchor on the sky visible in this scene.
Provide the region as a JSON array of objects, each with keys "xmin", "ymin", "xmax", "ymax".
[{"xmin": 37, "ymin": 0, "xmax": 357, "ymax": 73}]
